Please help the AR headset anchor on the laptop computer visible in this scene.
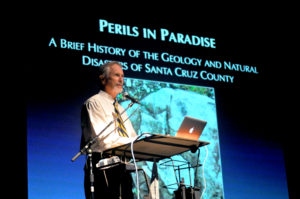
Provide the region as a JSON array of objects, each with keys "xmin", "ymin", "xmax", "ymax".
[{"xmin": 175, "ymin": 116, "xmax": 207, "ymax": 140}]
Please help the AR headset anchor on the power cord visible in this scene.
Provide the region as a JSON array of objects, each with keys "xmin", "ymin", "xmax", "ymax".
[{"xmin": 200, "ymin": 145, "xmax": 208, "ymax": 199}]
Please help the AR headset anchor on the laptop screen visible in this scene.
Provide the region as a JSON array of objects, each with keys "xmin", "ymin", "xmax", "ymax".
[{"xmin": 176, "ymin": 116, "xmax": 207, "ymax": 140}]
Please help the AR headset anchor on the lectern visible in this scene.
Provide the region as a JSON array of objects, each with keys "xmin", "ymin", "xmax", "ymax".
[{"xmin": 103, "ymin": 134, "xmax": 210, "ymax": 161}]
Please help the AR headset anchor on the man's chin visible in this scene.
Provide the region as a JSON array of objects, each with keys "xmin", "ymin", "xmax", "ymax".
[{"xmin": 114, "ymin": 87, "xmax": 123, "ymax": 94}]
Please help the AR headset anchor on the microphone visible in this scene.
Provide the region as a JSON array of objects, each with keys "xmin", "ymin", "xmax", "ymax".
[{"xmin": 123, "ymin": 92, "xmax": 141, "ymax": 104}]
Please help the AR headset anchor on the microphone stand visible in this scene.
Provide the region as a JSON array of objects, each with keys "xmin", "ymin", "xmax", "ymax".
[{"xmin": 71, "ymin": 101, "xmax": 135, "ymax": 199}]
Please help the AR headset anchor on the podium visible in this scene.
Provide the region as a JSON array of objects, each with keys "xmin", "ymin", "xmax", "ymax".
[
  {"xmin": 103, "ymin": 134, "xmax": 209, "ymax": 199},
  {"xmin": 103, "ymin": 134, "xmax": 210, "ymax": 161}
]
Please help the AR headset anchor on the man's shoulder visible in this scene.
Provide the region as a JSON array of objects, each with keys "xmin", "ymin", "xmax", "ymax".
[{"xmin": 84, "ymin": 92, "xmax": 102, "ymax": 104}]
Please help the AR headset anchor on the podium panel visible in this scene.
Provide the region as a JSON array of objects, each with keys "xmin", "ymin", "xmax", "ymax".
[{"xmin": 103, "ymin": 134, "xmax": 210, "ymax": 161}]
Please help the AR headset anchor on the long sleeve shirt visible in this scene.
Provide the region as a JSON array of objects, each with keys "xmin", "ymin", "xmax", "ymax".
[{"xmin": 80, "ymin": 90, "xmax": 137, "ymax": 153}]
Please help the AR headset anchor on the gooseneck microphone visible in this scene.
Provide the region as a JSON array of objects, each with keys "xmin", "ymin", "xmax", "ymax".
[{"xmin": 123, "ymin": 92, "xmax": 141, "ymax": 104}]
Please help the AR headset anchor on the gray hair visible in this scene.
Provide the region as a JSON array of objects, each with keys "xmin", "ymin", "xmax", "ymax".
[
  {"xmin": 99, "ymin": 61, "xmax": 122, "ymax": 79},
  {"xmin": 99, "ymin": 61, "xmax": 122, "ymax": 89}
]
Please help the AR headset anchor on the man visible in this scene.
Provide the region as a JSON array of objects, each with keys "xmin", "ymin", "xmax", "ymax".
[{"xmin": 80, "ymin": 61, "xmax": 137, "ymax": 199}]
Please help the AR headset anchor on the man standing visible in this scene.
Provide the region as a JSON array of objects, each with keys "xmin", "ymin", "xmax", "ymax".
[{"xmin": 80, "ymin": 61, "xmax": 137, "ymax": 198}]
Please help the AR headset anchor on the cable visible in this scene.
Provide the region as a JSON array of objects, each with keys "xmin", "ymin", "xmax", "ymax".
[
  {"xmin": 130, "ymin": 133, "xmax": 152, "ymax": 199},
  {"xmin": 130, "ymin": 137, "xmax": 139, "ymax": 199},
  {"xmin": 200, "ymin": 145, "xmax": 208, "ymax": 199},
  {"xmin": 194, "ymin": 148, "xmax": 200, "ymax": 187}
]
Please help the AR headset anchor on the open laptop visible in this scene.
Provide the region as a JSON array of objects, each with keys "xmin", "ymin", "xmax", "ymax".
[{"xmin": 175, "ymin": 116, "xmax": 207, "ymax": 140}]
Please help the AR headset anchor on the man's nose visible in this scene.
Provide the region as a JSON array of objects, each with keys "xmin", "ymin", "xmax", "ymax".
[{"xmin": 119, "ymin": 77, "xmax": 124, "ymax": 84}]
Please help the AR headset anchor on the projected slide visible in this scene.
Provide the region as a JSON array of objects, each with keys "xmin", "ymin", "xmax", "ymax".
[
  {"xmin": 27, "ymin": 17, "xmax": 290, "ymax": 199},
  {"xmin": 120, "ymin": 78, "xmax": 224, "ymax": 198}
]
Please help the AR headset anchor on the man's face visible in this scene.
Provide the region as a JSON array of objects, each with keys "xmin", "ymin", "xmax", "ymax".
[{"xmin": 104, "ymin": 64, "xmax": 124, "ymax": 97}]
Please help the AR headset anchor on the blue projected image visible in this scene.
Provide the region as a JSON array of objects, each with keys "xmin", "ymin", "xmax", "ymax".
[{"xmin": 27, "ymin": 103, "xmax": 86, "ymax": 199}]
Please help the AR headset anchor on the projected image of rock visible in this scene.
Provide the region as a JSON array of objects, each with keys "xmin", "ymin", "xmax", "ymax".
[{"xmin": 120, "ymin": 78, "xmax": 224, "ymax": 199}]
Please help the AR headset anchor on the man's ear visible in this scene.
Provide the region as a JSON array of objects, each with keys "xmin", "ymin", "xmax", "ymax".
[{"xmin": 99, "ymin": 75, "xmax": 106, "ymax": 85}]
